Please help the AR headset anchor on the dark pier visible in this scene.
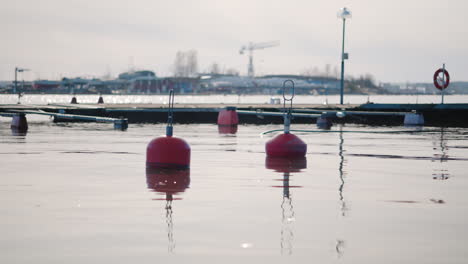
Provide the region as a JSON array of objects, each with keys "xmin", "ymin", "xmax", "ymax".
[{"xmin": 1, "ymin": 103, "xmax": 468, "ymax": 128}]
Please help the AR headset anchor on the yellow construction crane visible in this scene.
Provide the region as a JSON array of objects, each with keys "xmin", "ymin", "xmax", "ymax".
[{"xmin": 239, "ymin": 41, "xmax": 280, "ymax": 78}]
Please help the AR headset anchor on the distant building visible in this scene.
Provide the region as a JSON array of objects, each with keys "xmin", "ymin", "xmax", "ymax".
[
  {"xmin": 198, "ymin": 74, "xmax": 340, "ymax": 94},
  {"xmin": 33, "ymin": 80, "xmax": 61, "ymax": 91}
]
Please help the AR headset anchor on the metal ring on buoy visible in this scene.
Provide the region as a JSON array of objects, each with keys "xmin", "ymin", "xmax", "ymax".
[{"xmin": 433, "ymin": 68, "xmax": 450, "ymax": 90}]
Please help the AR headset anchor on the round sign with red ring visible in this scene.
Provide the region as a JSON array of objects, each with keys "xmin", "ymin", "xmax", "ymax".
[{"xmin": 433, "ymin": 68, "xmax": 450, "ymax": 90}]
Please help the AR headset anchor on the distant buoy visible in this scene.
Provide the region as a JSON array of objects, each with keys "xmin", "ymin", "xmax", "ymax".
[
  {"xmin": 266, "ymin": 133, "xmax": 307, "ymax": 158},
  {"xmin": 146, "ymin": 90, "xmax": 191, "ymax": 169},
  {"xmin": 404, "ymin": 112, "xmax": 424, "ymax": 126},
  {"xmin": 70, "ymin": 96, "xmax": 78, "ymax": 104},
  {"xmin": 217, "ymin": 106, "xmax": 238, "ymax": 126},
  {"xmin": 97, "ymin": 95, "xmax": 104, "ymax": 104},
  {"xmin": 11, "ymin": 114, "xmax": 28, "ymax": 132},
  {"xmin": 336, "ymin": 112, "xmax": 346, "ymax": 118},
  {"xmin": 113, "ymin": 118, "xmax": 128, "ymax": 130},
  {"xmin": 316, "ymin": 116, "xmax": 332, "ymax": 129}
]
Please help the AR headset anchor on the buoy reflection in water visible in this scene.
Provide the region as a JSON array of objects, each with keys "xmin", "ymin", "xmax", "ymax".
[
  {"xmin": 146, "ymin": 167, "xmax": 190, "ymax": 253},
  {"xmin": 146, "ymin": 167, "xmax": 190, "ymax": 200},
  {"xmin": 266, "ymin": 156, "xmax": 306, "ymax": 255},
  {"xmin": 218, "ymin": 124, "xmax": 238, "ymax": 134}
]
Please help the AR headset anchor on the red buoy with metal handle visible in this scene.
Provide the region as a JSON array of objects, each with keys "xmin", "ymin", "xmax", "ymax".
[
  {"xmin": 146, "ymin": 90, "xmax": 191, "ymax": 169},
  {"xmin": 265, "ymin": 80, "xmax": 307, "ymax": 158}
]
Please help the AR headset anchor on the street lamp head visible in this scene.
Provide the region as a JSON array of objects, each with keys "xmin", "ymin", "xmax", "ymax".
[{"xmin": 337, "ymin": 7, "xmax": 352, "ymax": 20}]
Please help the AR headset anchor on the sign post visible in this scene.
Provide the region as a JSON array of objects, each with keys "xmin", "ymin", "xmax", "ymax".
[{"xmin": 433, "ymin": 64, "xmax": 450, "ymax": 104}]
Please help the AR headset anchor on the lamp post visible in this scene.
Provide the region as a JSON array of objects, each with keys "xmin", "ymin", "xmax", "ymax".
[
  {"xmin": 14, "ymin": 67, "xmax": 30, "ymax": 94},
  {"xmin": 337, "ymin": 7, "xmax": 351, "ymax": 105}
]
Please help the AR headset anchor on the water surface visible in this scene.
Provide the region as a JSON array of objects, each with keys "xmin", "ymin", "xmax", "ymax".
[{"xmin": 1, "ymin": 116, "xmax": 468, "ymax": 263}]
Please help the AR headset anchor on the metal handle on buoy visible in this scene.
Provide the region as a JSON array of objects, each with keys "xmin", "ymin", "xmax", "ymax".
[
  {"xmin": 166, "ymin": 89, "xmax": 175, "ymax": 136},
  {"xmin": 282, "ymin": 80, "xmax": 295, "ymax": 134}
]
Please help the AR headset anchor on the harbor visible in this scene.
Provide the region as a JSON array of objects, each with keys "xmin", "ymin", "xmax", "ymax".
[{"xmin": 3, "ymin": 0, "xmax": 468, "ymax": 262}]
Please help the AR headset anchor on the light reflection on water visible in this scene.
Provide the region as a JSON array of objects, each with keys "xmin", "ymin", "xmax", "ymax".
[
  {"xmin": 2, "ymin": 94, "xmax": 468, "ymax": 105},
  {"xmin": 1, "ymin": 119, "xmax": 468, "ymax": 262}
]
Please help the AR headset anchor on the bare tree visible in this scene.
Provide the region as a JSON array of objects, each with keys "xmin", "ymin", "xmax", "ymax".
[
  {"xmin": 325, "ymin": 64, "xmax": 331, "ymax": 78},
  {"xmin": 173, "ymin": 51, "xmax": 186, "ymax": 77},
  {"xmin": 225, "ymin": 68, "xmax": 239, "ymax": 76},
  {"xmin": 173, "ymin": 50, "xmax": 199, "ymax": 77},
  {"xmin": 186, "ymin": 50, "xmax": 198, "ymax": 77},
  {"xmin": 210, "ymin": 62, "xmax": 220, "ymax": 74}
]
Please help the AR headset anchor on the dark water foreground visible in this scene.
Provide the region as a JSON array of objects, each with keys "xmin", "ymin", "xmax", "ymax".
[{"xmin": 1, "ymin": 117, "xmax": 468, "ymax": 263}]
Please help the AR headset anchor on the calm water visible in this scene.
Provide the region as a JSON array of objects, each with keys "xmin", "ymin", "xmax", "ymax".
[{"xmin": 1, "ymin": 96, "xmax": 468, "ymax": 263}]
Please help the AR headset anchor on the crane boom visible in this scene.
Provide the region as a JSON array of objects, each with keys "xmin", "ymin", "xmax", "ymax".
[{"xmin": 239, "ymin": 41, "xmax": 279, "ymax": 78}]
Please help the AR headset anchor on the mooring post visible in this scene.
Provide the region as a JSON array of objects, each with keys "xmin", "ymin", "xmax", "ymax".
[{"xmin": 113, "ymin": 118, "xmax": 128, "ymax": 130}]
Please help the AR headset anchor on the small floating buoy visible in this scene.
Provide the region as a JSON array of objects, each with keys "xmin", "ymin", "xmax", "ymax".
[
  {"xmin": 266, "ymin": 80, "xmax": 307, "ymax": 158},
  {"xmin": 316, "ymin": 114, "xmax": 333, "ymax": 129},
  {"xmin": 336, "ymin": 111, "xmax": 346, "ymax": 118},
  {"xmin": 146, "ymin": 90, "xmax": 191, "ymax": 169},
  {"xmin": 404, "ymin": 111, "xmax": 424, "ymax": 126},
  {"xmin": 217, "ymin": 106, "xmax": 238, "ymax": 126},
  {"xmin": 11, "ymin": 113, "xmax": 28, "ymax": 132},
  {"xmin": 113, "ymin": 118, "xmax": 128, "ymax": 130}
]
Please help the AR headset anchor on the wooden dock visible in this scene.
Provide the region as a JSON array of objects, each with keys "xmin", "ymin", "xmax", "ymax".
[{"xmin": 1, "ymin": 102, "xmax": 468, "ymax": 127}]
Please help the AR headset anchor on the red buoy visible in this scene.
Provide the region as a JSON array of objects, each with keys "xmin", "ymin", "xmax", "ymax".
[
  {"xmin": 266, "ymin": 133, "xmax": 307, "ymax": 158},
  {"xmin": 217, "ymin": 106, "xmax": 238, "ymax": 126},
  {"xmin": 11, "ymin": 114, "xmax": 28, "ymax": 132},
  {"xmin": 147, "ymin": 136, "xmax": 191, "ymax": 169},
  {"xmin": 146, "ymin": 89, "xmax": 191, "ymax": 169},
  {"xmin": 265, "ymin": 80, "xmax": 307, "ymax": 158}
]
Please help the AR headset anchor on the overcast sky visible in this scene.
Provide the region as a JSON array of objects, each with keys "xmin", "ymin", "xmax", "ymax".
[{"xmin": 2, "ymin": 0, "xmax": 467, "ymax": 83}]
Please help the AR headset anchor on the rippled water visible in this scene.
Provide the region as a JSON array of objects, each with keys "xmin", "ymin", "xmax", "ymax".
[{"xmin": 1, "ymin": 113, "xmax": 468, "ymax": 263}]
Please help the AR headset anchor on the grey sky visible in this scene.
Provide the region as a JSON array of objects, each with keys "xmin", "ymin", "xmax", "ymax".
[{"xmin": 2, "ymin": 0, "xmax": 467, "ymax": 82}]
